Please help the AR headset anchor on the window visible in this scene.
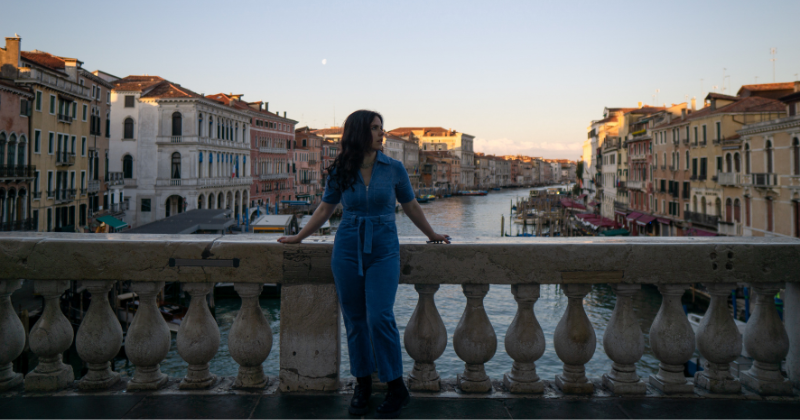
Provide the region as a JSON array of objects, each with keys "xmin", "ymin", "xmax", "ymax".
[
  {"xmin": 685, "ymin": 151, "xmax": 690, "ymax": 170},
  {"xmin": 700, "ymin": 158, "xmax": 707, "ymax": 179},
  {"xmin": 124, "ymin": 96, "xmax": 135, "ymax": 108},
  {"xmin": 745, "ymin": 143, "xmax": 751, "ymax": 174},
  {"xmin": 48, "ymin": 132, "xmax": 54, "ymax": 154},
  {"xmin": 35, "ymin": 91, "xmax": 42, "ymax": 111},
  {"xmin": 71, "ymin": 136, "xmax": 76, "ymax": 154},
  {"xmin": 34, "ymin": 130, "xmax": 41, "ymax": 153},
  {"xmin": 92, "ymin": 86, "xmax": 96, "ymax": 98},
  {"xmin": 124, "ymin": 118, "xmax": 134, "ymax": 139},
  {"xmin": 82, "ymin": 104, "xmax": 87, "ymax": 121},
  {"xmin": 171, "ymin": 152, "xmax": 181, "ymax": 179},
  {"xmin": 72, "ymin": 102, "xmax": 77, "ymax": 118},
  {"xmin": 693, "ymin": 126, "xmax": 698, "ymax": 145},
  {"xmin": 715, "ymin": 122, "xmax": 721, "ymax": 140},
  {"xmin": 692, "ymin": 158, "xmax": 698, "ymax": 178},
  {"xmin": 794, "ymin": 138, "xmax": 800, "ymax": 175},
  {"xmin": 766, "ymin": 140, "xmax": 774, "ymax": 173},
  {"xmin": 20, "ymin": 98, "xmax": 31, "ymax": 116},
  {"xmin": 141, "ymin": 198, "xmax": 151, "ymax": 212},
  {"xmin": 702, "ymin": 125, "xmax": 707, "ymax": 144},
  {"xmin": 172, "ymin": 112, "xmax": 182, "ymax": 136},
  {"xmin": 767, "ymin": 198, "xmax": 774, "ymax": 232},
  {"xmin": 123, "ymin": 155, "xmax": 133, "ymax": 178},
  {"xmin": 49, "ymin": 94, "xmax": 56, "ymax": 114},
  {"xmin": 81, "ymin": 137, "xmax": 86, "ymax": 156},
  {"xmin": 716, "ymin": 156, "xmax": 722, "ymax": 174}
]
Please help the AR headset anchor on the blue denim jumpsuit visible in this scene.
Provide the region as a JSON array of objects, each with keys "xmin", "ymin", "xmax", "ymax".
[{"xmin": 322, "ymin": 151, "xmax": 416, "ymax": 382}]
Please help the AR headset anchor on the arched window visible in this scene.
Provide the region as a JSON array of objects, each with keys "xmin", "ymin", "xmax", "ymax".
[
  {"xmin": 7, "ymin": 134, "xmax": 16, "ymax": 166},
  {"xmin": 734, "ymin": 152, "xmax": 741, "ymax": 173},
  {"xmin": 685, "ymin": 150, "xmax": 689, "ymax": 170},
  {"xmin": 725, "ymin": 153, "xmax": 732, "ymax": 173},
  {"xmin": 745, "ymin": 143, "xmax": 751, "ymax": 174},
  {"xmin": 124, "ymin": 117, "xmax": 134, "ymax": 139},
  {"xmin": 0, "ymin": 132, "xmax": 5, "ymax": 164},
  {"xmin": 123, "ymin": 155, "xmax": 133, "ymax": 178},
  {"xmin": 172, "ymin": 112, "xmax": 182, "ymax": 136},
  {"xmin": 793, "ymin": 138, "xmax": 800, "ymax": 175},
  {"xmin": 700, "ymin": 196, "xmax": 706, "ymax": 215},
  {"xmin": 198, "ymin": 114, "xmax": 203, "ymax": 137},
  {"xmin": 725, "ymin": 198, "xmax": 733, "ymax": 223},
  {"xmin": 16, "ymin": 135, "xmax": 25, "ymax": 166},
  {"xmin": 209, "ymin": 116, "xmax": 213, "ymax": 138},
  {"xmin": 766, "ymin": 140, "xmax": 773, "ymax": 173},
  {"xmin": 235, "ymin": 123, "xmax": 239, "ymax": 142},
  {"xmin": 171, "ymin": 152, "xmax": 181, "ymax": 179},
  {"xmin": 734, "ymin": 198, "xmax": 741, "ymax": 223}
]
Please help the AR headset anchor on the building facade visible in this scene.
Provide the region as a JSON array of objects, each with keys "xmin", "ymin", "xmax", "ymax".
[
  {"xmin": 293, "ymin": 127, "xmax": 322, "ymax": 205},
  {"xmin": 390, "ymin": 127, "xmax": 474, "ymax": 189},
  {"xmin": 0, "ymin": 78, "xmax": 34, "ymax": 230}
]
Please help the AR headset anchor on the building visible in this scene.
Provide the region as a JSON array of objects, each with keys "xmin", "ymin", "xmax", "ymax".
[
  {"xmin": 736, "ymin": 82, "xmax": 800, "ymax": 238},
  {"xmin": 474, "ymin": 152, "xmax": 495, "ymax": 188},
  {"xmin": 206, "ymin": 94, "xmax": 295, "ymax": 218},
  {"xmin": 2, "ymin": 36, "xmax": 93, "ymax": 232},
  {"xmin": 650, "ymin": 102, "xmax": 692, "ymax": 236},
  {"xmin": 81, "ymin": 69, "xmax": 116, "ymax": 225},
  {"xmin": 293, "ymin": 127, "xmax": 323, "ymax": 205},
  {"xmin": 389, "ymin": 127, "xmax": 474, "ymax": 189},
  {"xmin": 109, "ymin": 76, "xmax": 252, "ymax": 228},
  {"xmin": 0, "ymin": 78, "xmax": 34, "ymax": 230}
]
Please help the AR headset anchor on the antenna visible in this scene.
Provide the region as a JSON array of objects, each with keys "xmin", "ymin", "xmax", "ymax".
[{"xmin": 770, "ymin": 48, "xmax": 777, "ymax": 82}]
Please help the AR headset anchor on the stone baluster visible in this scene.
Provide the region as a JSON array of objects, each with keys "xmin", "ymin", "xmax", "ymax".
[
  {"xmin": 229, "ymin": 283, "xmax": 271, "ymax": 389},
  {"xmin": 740, "ymin": 283, "xmax": 792, "ymax": 395},
  {"xmin": 126, "ymin": 281, "xmax": 171, "ymax": 391},
  {"xmin": 503, "ymin": 284, "xmax": 545, "ymax": 393},
  {"xmin": 786, "ymin": 282, "xmax": 800, "ymax": 390},
  {"xmin": 76, "ymin": 281, "xmax": 123, "ymax": 389},
  {"xmin": 649, "ymin": 284, "xmax": 695, "ymax": 394},
  {"xmin": 24, "ymin": 280, "xmax": 74, "ymax": 391},
  {"xmin": 602, "ymin": 284, "xmax": 645, "ymax": 394},
  {"xmin": 554, "ymin": 283, "xmax": 595, "ymax": 394},
  {"xmin": 694, "ymin": 282, "xmax": 741, "ymax": 394},
  {"xmin": 177, "ymin": 282, "xmax": 220, "ymax": 389},
  {"xmin": 0, "ymin": 280, "xmax": 25, "ymax": 390},
  {"xmin": 404, "ymin": 284, "xmax": 447, "ymax": 391},
  {"xmin": 453, "ymin": 284, "xmax": 496, "ymax": 393}
]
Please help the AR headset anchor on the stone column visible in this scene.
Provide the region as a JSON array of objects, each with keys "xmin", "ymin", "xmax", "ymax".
[
  {"xmin": 76, "ymin": 281, "xmax": 123, "ymax": 389},
  {"xmin": 229, "ymin": 283, "xmax": 271, "ymax": 389},
  {"xmin": 404, "ymin": 284, "xmax": 447, "ymax": 391},
  {"xmin": 649, "ymin": 284, "xmax": 695, "ymax": 394},
  {"xmin": 453, "ymin": 284, "xmax": 496, "ymax": 393},
  {"xmin": 279, "ymin": 284, "xmax": 340, "ymax": 391},
  {"xmin": 126, "ymin": 281, "xmax": 171, "ymax": 391},
  {"xmin": 694, "ymin": 282, "xmax": 741, "ymax": 394},
  {"xmin": 602, "ymin": 284, "xmax": 645, "ymax": 394},
  {"xmin": 177, "ymin": 282, "xmax": 220, "ymax": 389},
  {"xmin": 24, "ymin": 280, "xmax": 74, "ymax": 392},
  {"xmin": 554, "ymin": 283, "xmax": 595, "ymax": 394},
  {"xmin": 0, "ymin": 280, "xmax": 25, "ymax": 390},
  {"xmin": 740, "ymin": 283, "xmax": 792, "ymax": 395},
  {"xmin": 503, "ymin": 284, "xmax": 545, "ymax": 393},
  {"xmin": 786, "ymin": 282, "xmax": 800, "ymax": 390}
]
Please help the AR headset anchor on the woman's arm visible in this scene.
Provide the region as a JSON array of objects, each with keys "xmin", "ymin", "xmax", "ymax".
[
  {"xmin": 400, "ymin": 200, "xmax": 450, "ymax": 243},
  {"xmin": 277, "ymin": 201, "xmax": 338, "ymax": 244}
]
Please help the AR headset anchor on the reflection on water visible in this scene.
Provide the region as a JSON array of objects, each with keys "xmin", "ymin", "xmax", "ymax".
[{"xmin": 129, "ymin": 187, "xmax": 663, "ymax": 381}]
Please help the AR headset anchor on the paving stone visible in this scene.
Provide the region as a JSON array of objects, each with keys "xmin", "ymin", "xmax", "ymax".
[
  {"xmin": 0, "ymin": 395, "xmax": 144, "ymax": 419},
  {"xmin": 504, "ymin": 399, "xmax": 626, "ymax": 419},
  {"xmin": 122, "ymin": 395, "xmax": 259, "ymax": 419}
]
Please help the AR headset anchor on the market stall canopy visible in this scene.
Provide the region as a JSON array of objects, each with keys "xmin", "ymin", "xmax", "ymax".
[
  {"xmin": 95, "ymin": 215, "xmax": 128, "ymax": 230},
  {"xmin": 600, "ymin": 228, "xmax": 630, "ymax": 236},
  {"xmin": 636, "ymin": 214, "xmax": 657, "ymax": 226}
]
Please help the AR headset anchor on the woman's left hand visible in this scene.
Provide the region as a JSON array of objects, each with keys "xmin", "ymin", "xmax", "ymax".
[{"xmin": 427, "ymin": 233, "xmax": 451, "ymax": 244}]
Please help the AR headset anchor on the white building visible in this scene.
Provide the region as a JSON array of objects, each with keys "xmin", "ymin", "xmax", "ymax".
[{"xmin": 109, "ymin": 76, "xmax": 252, "ymax": 228}]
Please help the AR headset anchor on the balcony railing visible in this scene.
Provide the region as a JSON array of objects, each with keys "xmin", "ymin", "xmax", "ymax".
[
  {"xmin": 88, "ymin": 179, "xmax": 100, "ymax": 193},
  {"xmin": 614, "ymin": 200, "xmax": 627, "ymax": 210},
  {"xmin": 627, "ymin": 180, "xmax": 643, "ymax": 190},
  {"xmin": 55, "ymin": 151, "xmax": 76, "ymax": 166},
  {"xmin": 0, "ymin": 236, "xmax": 797, "ymax": 399},
  {"xmin": 109, "ymin": 201, "xmax": 129, "ymax": 214},
  {"xmin": 53, "ymin": 188, "xmax": 76, "ymax": 203},
  {"xmin": 0, "ymin": 164, "xmax": 35, "ymax": 178},
  {"xmin": 17, "ymin": 67, "xmax": 91, "ymax": 98},
  {"xmin": 685, "ymin": 210, "xmax": 719, "ymax": 228},
  {"xmin": 717, "ymin": 172, "xmax": 742, "ymax": 187},
  {"xmin": 259, "ymin": 173, "xmax": 292, "ymax": 181},
  {"xmin": 744, "ymin": 173, "xmax": 779, "ymax": 188},
  {"xmin": 57, "ymin": 113, "xmax": 73, "ymax": 123},
  {"xmin": 258, "ymin": 147, "xmax": 288, "ymax": 155}
]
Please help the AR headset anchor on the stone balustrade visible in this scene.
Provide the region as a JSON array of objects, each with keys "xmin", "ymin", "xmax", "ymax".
[{"xmin": 0, "ymin": 234, "xmax": 798, "ymax": 398}]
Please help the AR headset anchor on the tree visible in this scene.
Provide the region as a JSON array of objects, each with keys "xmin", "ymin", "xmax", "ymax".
[{"xmin": 576, "ymin": 160, "xmax": 585, "ymax": 185}]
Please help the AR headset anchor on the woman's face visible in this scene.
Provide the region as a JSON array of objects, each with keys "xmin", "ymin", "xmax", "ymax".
[{"xmin": 369, "ymin": 116, "xmax": 384, "ymax": 152}]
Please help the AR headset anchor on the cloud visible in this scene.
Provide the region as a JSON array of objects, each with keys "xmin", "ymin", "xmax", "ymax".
[{"xmin": 473, "ymin": 137, "xmax": 582, "ymax": 158}]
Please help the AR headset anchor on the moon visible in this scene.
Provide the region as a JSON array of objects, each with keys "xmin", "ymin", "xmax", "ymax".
[{"xmin": 322, "ymin": 59, "xmax": 327, "ymax": 65}]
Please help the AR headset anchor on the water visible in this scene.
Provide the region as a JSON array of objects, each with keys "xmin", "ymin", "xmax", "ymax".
[{"xmin": 117, "ymin": 187, "xmax": 664, "ymax": 381}]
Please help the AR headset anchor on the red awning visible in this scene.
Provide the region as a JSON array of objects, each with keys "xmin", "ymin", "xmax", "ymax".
[
  {"xmin": 636, "ymin": 214, "xmax": 656, "ymax": 226},
  {"xmin": 626, "ymin": 212, "xmax": 642, "ymax": 221},
  {"xmin": 657, "ymin": 217, "xmax": 671, "ymax": 225},
  {"xmin": 615, "ymin": 210, "xmax": 627, "ymax": 216},
  {"xmin": 588, "ymin": 201, "xmax": 599, "ymax": 206}
]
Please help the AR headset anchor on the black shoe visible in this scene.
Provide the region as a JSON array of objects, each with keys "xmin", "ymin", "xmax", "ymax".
[
  {"xmin": 349, "ymin": 384, "xmax": 372, "ymax": 416},
  {"xmin": 375, "ymin": 388, "xmax": 410, "ymax": 419}
]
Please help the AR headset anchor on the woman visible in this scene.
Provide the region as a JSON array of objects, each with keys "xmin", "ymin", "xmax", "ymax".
[{"xmin": 278, "ymin": 110, "xmax": 449, "ymax": 418}]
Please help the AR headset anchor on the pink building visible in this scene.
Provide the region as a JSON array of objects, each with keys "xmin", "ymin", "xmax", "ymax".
[{"xmin": 0, "ymin": 79, "xmax": 34, "ymax": 230}]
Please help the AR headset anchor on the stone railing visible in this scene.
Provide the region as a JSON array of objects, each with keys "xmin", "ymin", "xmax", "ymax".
[{"xmin": 0, "ymin": 235, "xmax": 798, "ymax": 398}]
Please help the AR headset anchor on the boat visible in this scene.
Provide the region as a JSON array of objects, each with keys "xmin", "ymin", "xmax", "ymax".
[
  {"xmin": 492, "ymin": 187, "xmax": 502, "ymax": 191},
  {"xmin": 416, "ymin": 196, "xmax": 429, "ymax": 203},
  {"xmin": 456, "ymin": 190, "xmax": 488, "ymax": 196},
  {"xmin": 444, "ymin": 194, "xmax": 452, "ymax": 198},
  {"xmin": 425, "ymin": 195, "xmax": 436, "ymax": 201}
]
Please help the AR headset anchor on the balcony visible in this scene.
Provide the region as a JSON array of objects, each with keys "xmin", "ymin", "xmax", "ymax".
[
  {"xmin": 718, "ymin": 172, "xmax": 742, "ymax": 187},
  {"xmin": 1, "ymin": 235, "xmax": 798, "ymax": 408},
  {"xmin": 259, "ymin": 173, "xmax": 291, "ymax": 181},
  {"xmin": 80, "ymin": 188, "xmax": 87, "ymax": 196},
  {"xmin": 109, "ymin": 201, "xmax": 129, "ymax": 215},
  {"xmin": 17, "ymin": 67, "xmax": 91, "ymax": 99},
  {"xmin": 197, "ymin": 176, "xmax": 253, "ymax": 188},
  {"xmin": 0, "ymin": 218, "xmax": 35, "ymax": 232},
  {"xmin": 55, "ymin": 151, "xmax": 76, "ymax": 167},
  {"xmin": 668, "ymin": 165, "xmax": 676, "ymax": 172},
  {"xmin": 614, "ymin": 200, "xmax": 627, "ymax": 210},
  {"xmin": 685, "ymin": 210, "xmax": 719, "ymax": 228},
  {"xmin": 57, "ymin": 114, "xmax": 73, "ymax": 124},
  {"xmin": 0, "ymin": 164, "xmax": 35, "ymax": 179},
  {"xmin": 745, "ymin": 173, "xmax": 779, "ymax": 188},
  {"xmin": 88, "ymin": 179, "xmax": 100, "ymax": 193},
  {"xmin": 107, "ymin": 172, "xmax": 125, "ymax": 186},
  {"xmin": 123, "ymin": 178, "xmax": 137, "ymax": 188},
  {"xmin": 299, "ymin": 179, "xmax": 316, "ymax": 185},
  {"xmin": 32, "ymin": 191, "xmax": 41, "ymax": 199},
  {"xmin": 53, "ymin": 188, "xmax": 76, "ymax": 204},
  {"xmin": 627, "ymin": 180, "xmax": 643, "ymax": 190},
  {"xmin": 170, "ymin": 136, "xmax": 183, "ymax": 143},
  {"xmin": 46, "ymin": 190, "xmax": 54, "ymax": 199},
  {"xmin": 307, "ymin": 159, "xmax": 318, "ymax": 165},
  {"xmin": 717, "ymin": 221, "xmax": 743, "ymax": 236},
  {"xmin": 258, "ymin": 147, "xmax": 288, "ymax": 155}
]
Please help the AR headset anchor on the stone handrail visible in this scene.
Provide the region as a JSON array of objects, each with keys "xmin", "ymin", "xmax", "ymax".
[{"xmin": 0, "ymin": 234, "xmax": 798, "ymax": 397}]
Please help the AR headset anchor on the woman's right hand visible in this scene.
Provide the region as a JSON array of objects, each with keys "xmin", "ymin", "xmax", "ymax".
[{"xmin": 277, "ymin": 236, "xmax": 302, "ymax": 244}]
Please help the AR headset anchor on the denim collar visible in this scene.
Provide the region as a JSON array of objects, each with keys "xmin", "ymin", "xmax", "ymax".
[{"xmin": 375, "ymin": 151, "xmax": 391, "ymax": 165}]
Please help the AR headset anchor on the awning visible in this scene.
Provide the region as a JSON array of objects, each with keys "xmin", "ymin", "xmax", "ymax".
[
  {"xmin": 615, "ymin": 210, "xmax": 627, "ymax": 216},
  {"xmin": 657, "ymin": 217, "xmax": 672, "ymax": 225},
  {"xmin": 96, "ymin": 215, "xmax": 128, "ymax": 230},
  {"xmin": 626, "ymin": 211, "xmax": 642, "ymax": 221},
  {"xmin": 600, "ymin": 228, "xmax": 630, "ymax": 236},
  {"xmin": 588, "ymin": 201, "xmax": 599, "ymax": 206},
  {"xmin": 636, "ymin": 215, "xmax": 656, "ymax": 226}
]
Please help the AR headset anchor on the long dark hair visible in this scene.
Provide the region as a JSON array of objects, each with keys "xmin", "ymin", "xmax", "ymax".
[{"xmin": 327, "ymin": 110, "xmax": 382, "ymax": 192}]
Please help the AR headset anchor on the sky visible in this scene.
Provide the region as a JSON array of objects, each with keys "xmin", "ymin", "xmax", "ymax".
[{"xmin": 3, "ymin": 0, "xmax": 800, "ymax": 160}]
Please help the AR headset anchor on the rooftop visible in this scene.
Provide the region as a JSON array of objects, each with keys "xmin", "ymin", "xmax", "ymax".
[{"xmin": 123, "ymin": 209, "xmax": 234, "ymax": 234}]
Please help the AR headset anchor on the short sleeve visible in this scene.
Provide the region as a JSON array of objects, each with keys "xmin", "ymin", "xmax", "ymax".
[
  {"xmin": 322, "ymin": 175, "xmax": 342, "ymax": 204},
  {"xmin": 394, "ymin": 162, "xmax": 415, "ymax": 204}
]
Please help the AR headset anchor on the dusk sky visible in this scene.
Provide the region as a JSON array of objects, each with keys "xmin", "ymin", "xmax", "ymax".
[{"xmin": 4, "ymin": 0, "xmax": 799, "ymax": 160}]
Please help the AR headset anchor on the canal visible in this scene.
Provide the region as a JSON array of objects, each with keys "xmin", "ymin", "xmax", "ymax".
[{"xmin": 115, "ymin": 186, "xmax": 667, "ymax": 382}]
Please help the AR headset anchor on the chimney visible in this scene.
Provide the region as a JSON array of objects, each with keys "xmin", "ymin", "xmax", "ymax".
[
  {"xmin": 283, "ymin": 111, "xmax": 286, "ymax": 118},
  {"xmin": 265, "ymin": 102, "xmax": 269, "ymax": 112},
  {"xmin": 681, "ymin": 108, "xmax": 686, "ymax": 120},
  {"xmin": 691, "ymin": 97, "xmax": 696, "ymax": 111},
  {"xmin": 638, "ymin": 102, "xmax": 643, "ymax": 108},
  {"xmin": 2, "ymin": 36, "xmax": 21, "ymax": 71},
  {"xmin": 63, "ymin": 58, "xmax": 79, "ymax": 82}
]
